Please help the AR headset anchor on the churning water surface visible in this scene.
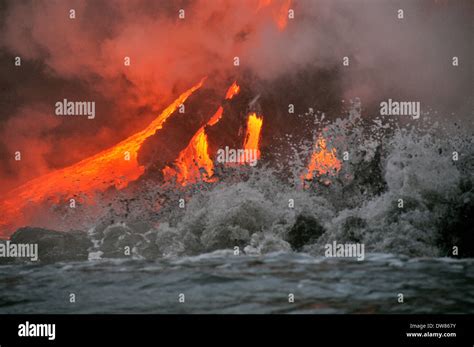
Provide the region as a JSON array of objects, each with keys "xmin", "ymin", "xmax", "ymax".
[{"xmin": 1, "ymin": 252, "xmax": 473, "ymax": 314}]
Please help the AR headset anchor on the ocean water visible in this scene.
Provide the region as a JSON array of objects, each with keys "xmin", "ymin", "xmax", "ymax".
[{"xmin": 1, "ymin": 252, "xmax": 473, "ymax": 314}]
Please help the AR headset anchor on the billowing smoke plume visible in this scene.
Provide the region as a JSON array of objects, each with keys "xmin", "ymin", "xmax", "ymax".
[{"xmin": 0, "ymin": 0, "xmax": 472, "ymax": 192}]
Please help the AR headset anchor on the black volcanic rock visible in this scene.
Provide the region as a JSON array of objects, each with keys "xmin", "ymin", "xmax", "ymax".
[
  {"xmin": 287, "ymin": 215, "xmax": 325, "ymax": 251},
  {"xmin": 98, "ymin": 224, "xmax": 145, "ymax": 258},
  {"xmin": 0, "ymin": 227, "xmax": 91, "ymax": 264}
]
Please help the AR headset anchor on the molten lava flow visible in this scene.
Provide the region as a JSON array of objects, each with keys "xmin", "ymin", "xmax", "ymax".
[
  {"xmin": 163, "ymin": 80, "xmax": 241, "ymax": 185},
  {"xmin": 242, "ymin": 113, "xmax": 263, "ymax": 161},
  {"xmin": 225, "ymin": 81, "xmax": 240, "ymax": 100},
  {"xmin": 301, "ymin": 137, "xmax": 341, "ymax": 181},
  {"xmin": 206, "ymin": 106, "xmax": 224, "ymax": 126},
  {"xmin": 163, "ymin": 106, "xmax": 224, "ymax": 186},
  {"xmin": 0, "ymin": 78, "xmax": 205, "ymax": 238}
]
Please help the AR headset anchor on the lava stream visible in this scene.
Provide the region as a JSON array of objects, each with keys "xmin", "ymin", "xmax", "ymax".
[
  {"xmin": 301, "ymin": 137, "xmax": 341, "ymax": 182},
  {"xmin": 0, "ymin": 78, "xmax": 205, "ymax": 238},
  {"xmin": 225, "ymin": 81, "xmax": 240, "ymax": 100},
  {"xmin": 162, "ymin": 106, "xmax": 224, "ymax": 186},
  {"xmin": 242, "ymin": 113, "xmax": 263, "ymax": 161},
  {"xmin": 163, "ymin": 81, "xmax": 241, "ymax": 185}
]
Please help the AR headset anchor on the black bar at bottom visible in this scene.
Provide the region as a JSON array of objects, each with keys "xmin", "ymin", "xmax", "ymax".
[{"xmin": 0, "ymin": 314, "xmax": 471, "ymax": 346}]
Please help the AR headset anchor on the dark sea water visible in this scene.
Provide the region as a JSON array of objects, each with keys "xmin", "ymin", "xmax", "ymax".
[{"xmin": 1, "ymin": 252, "xmax": 473, "ymax": 314}]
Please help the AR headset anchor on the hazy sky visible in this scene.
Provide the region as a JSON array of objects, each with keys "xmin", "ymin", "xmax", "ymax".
[{"xmin": 0, "ymin": 0, "xmax": 472, "ymax": 192}]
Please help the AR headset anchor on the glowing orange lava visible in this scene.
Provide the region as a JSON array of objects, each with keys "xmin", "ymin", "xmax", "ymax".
[
  {"xmin": 0, "ymin": 78, "xmax": 205, "ymax": 238},
  {"xmin": 242, "ymin": 113, "xmax": 263, "ymax": 161},
  {"xmin": 163, "ymin": 106, "xmax": 224, "ymax": 185},
  {"xmin": 225, "ymin": 81, "xmax": 240, "ymax": 100},
  {"xmin": 301, "ymin": 137, "xmax": 341, "ymax": 181}
]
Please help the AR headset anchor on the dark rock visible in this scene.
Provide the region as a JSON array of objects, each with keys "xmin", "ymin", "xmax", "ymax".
[
  {"xmin": 99, "ymin": 224, "xmax": 144, "ymax": 258},
  {"xmin": 341, "ymin": 216, "xmax": 367, "ymax": 243},
  {"xmin": 287, "ymin": 215, "xmax": 325, "ymax": 251},
  {"xmin": 127, "ymin": 221, "xmax": 152, "ymax": 234},
  {"xmin": 1, "ymin": 227, "xmax": 92, "ymax": 264}
]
